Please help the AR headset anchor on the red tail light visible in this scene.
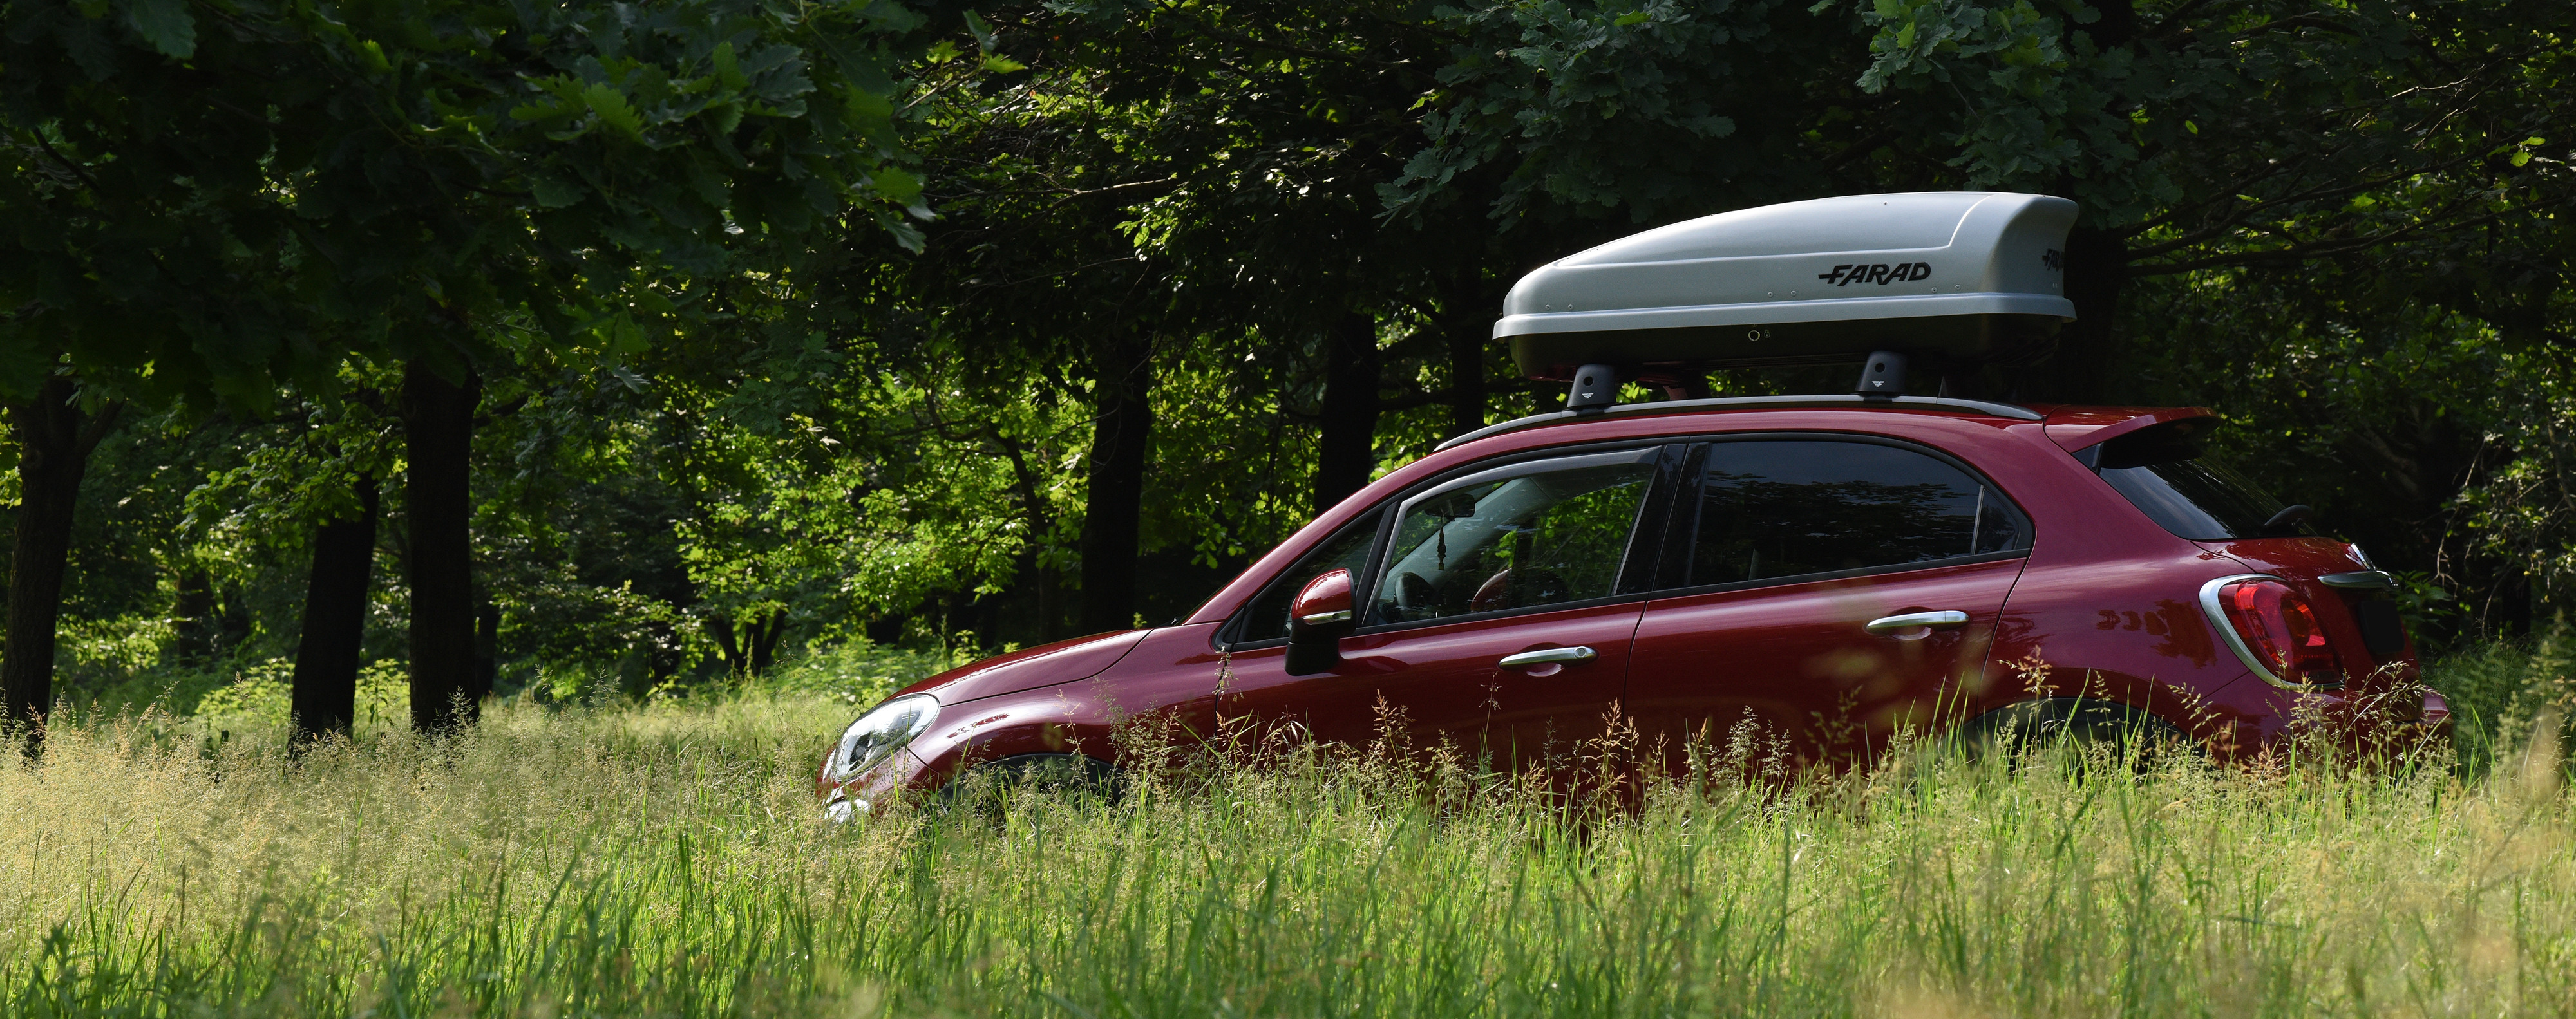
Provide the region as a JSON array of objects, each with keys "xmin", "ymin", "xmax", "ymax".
[{"xmin": 2211, "ymin": 578, "xmax": 2338, "ymax": 684}]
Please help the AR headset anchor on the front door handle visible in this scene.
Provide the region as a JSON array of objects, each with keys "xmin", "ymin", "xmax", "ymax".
[
  {"xmin": 1864, "ymin": 610, "xmax": 1971, "ymax": 635},
  {"xmin": 1499, "ymin": 646, "xmax": 1598, "ymax": 668}
]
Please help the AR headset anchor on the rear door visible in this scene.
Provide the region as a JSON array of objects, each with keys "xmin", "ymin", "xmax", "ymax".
[{"xmin": 1626, "ymin": 436, "xmax": 2031, "ymax": 767}]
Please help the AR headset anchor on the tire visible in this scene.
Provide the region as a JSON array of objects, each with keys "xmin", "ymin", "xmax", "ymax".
[
  {"xmin": 943, "ymin": 753, "xmax": 1122, "ymax": 808},
  {"xmin": 1953, "ymin": 698, "xmax": 2195, "ymax": 772}
]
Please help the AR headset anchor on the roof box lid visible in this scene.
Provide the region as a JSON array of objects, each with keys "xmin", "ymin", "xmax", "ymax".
[{"xmin": 1496, "ymin": 192, "xmax": 2078, "ymax": 379}]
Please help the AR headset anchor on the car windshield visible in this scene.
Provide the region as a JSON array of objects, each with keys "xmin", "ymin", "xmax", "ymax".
[{"xmin": 2094, "ymin": 420, "xmax": 2300, "ymax": 541}]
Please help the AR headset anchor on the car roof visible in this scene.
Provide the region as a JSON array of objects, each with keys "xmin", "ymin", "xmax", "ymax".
[
  {"xmin": 1180, "ymin": 398, "xmax": 2214, "ymax": 627},
  {"xmin": 1435, "ymin": 396, "xmax": 2212, "ymax": 453}
]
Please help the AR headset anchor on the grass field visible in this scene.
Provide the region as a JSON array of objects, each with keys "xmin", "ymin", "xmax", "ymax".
[{"xmin": 4, "ymin": 640, "xmax": 2573, "ymax": 1018}]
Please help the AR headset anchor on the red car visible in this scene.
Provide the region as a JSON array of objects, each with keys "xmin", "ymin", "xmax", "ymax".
[
  {"xmin": 820, "ymin": 395, "xmax": 2444, "ymax": 815},
  {"xmin": 819, "ymin": 192, "xmax": 2446, "ymax": 814}
]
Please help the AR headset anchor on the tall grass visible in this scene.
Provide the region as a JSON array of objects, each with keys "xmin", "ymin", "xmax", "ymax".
[{"xmin": 3, "ymin": 647, "xmax": 2572, "ymax": 1018}]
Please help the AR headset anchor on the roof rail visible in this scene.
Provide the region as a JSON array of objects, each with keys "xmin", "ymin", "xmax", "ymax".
[{"xmin": 1432, "ymin": 394, "xmax": 2043, "ymax": 453}]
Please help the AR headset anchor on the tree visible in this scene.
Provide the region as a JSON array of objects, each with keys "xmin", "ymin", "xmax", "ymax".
[
  {"xmin": 288, "ymin": 473, "xmax": 379, "ymax": 742},
  {"xmin": 1, "ymin": 377, "xmax": 120, "ymax": 735},
  {"xmin": 886, "ymin": 1, "xmax": 1567, "ymax": 634},
  {"xmin": 1, "ymin": 0, "xmax": 945, "ymax": 730},
  {"xmin": 1368, "ymin": 0, "xmax": 2571, "ymax": 625},
  {"xmin": 1386, "ymin": 0, "xmax": 2564, "ymax": 396}
]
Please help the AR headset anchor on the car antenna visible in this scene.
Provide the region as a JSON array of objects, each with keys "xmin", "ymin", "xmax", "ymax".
[{"xmin": 1854, "ymin": 350, "xmax": 1908, "ymax": 400}]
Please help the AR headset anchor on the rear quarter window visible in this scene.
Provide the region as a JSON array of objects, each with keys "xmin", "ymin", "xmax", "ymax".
[{"xmin": 2092, "ymin": 419, "xmax": 2306, "ymax": 541}]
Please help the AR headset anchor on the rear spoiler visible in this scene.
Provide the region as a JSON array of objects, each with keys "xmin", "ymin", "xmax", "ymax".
[{"xmin": 2043, "ymin": 407, "xmax": 2217, "ymax": 455}]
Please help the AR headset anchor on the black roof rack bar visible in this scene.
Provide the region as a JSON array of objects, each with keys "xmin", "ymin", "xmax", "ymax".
[{"xmin": 1433, "ymin": 394, "xmax": 2044, "ymax": 453}]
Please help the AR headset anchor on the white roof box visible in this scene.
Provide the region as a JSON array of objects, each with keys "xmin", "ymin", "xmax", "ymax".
[{"xmin": 1495, "ymin": 192, "xmax": 2078, "ymax": 379}]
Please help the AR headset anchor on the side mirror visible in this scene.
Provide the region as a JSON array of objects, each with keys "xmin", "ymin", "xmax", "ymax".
[{"xmin": 1285, "ymin": 568, "xmax": 1355, "ymax": 676}]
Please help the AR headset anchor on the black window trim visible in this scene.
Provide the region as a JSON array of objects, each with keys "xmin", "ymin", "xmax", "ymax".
[
  {"xmin": 1215, "ymin": 507, "xmax": 1396, "ymax": 650},
  {"xmin": 1648, "ymin": 431, "xmax": 2036, "ymax": 599},
  {"xmin": 1217, "ymin": 429, "xmax": 2035, "ymax": 646},
  {"xmin": 1361, "ymin": 444, "xmax": 1678, "ymax": 637},
  {"xmin": 1645, "ymin": 548, "xmax": 2034, "ymax": 603},
  {"xmin": 1217, "ymin": 436, "xmax": 1685, "ymax": 648}
]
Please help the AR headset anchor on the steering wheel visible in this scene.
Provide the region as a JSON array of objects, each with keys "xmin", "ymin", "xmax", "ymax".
[
  {"xmin": 1470, "ymin": 566, "xmax": 1572, "ymax": 613},
  {"xmin": 1399, "ymin": 571, "xmax": 1439, "ymax": 617},
  {"xmin": 1517, "ymin": 567, "xmax": 1571, "ymax": 605}
]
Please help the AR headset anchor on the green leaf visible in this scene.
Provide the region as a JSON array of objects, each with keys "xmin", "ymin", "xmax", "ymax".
[
  {"xmin": 1615, "ymin": 12, "xmax": 1650, "ymax": 26},
  {"xmin": 963, "ymin": 10, "xmax": 1000, "ymax": 53},
  {"xmin": 981, "ymin": 53, "xmax": 1027, "ymax": 73},
  {"xmin": 125, "ymin": 0, "xmax": 196, "ymax": 59},
  {"xmin": 1897, "ymin": 21, "xmax": 1915, "ymax": 48},
  {"xmin": 531, "ymin": 174, "xmax": 587, "ymax": 209},
  {"xmin": 603, "ymin": 313, "xmax": 648, "ymax": 355},
  {"xmin": 871, "ymin": 167, "xmax": 922, "ymax": 204},
  {"xmin": 584, "ymin": 84, "xmax": 647, "ymax": 141},
  {"xmin": 846, "ymin": 88, "xmax": 895, "ymax": 131},
  {"xmin": 712, "ymin": 42, "xmax": 748, "ymax": 90}
]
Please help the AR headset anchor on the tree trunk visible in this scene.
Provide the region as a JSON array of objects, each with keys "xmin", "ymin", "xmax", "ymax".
[
  {"xmin": 751, "ymin": 608, "xmax": 787, "ymax": 673},
  {"xmin": 712, "ymin": 613, "xmax": 748, "ymax": 675},
  {"xmin": 290, "ymin": 475, "xmax": 378, "ymax": 743},
  {"xmin": 2022, "ymin": 225, "xmax": 2128, "ymax": 403},
  {"xmin": 171, "ymin": 567, "xmax": 217, "ymax": 664},
  {"xmin": 401, "ymin": 362, "xmax": 480, "ymax": 732},
  {"xmin": 1446, "ymin": 312, "xmax": 1488, "ymax": 439},
  {"xmin": 710, "ymin": 608, "xmax": 788, "ymax": 677},
  {"xmin": 1314, "ymin": 312, "xmax": 1381, "ymax": 513},
  {"xmin": 1078, "ymin": 333, "xmax": 1154, "ymax": 635},
  {"xmin": 473, "ymin": 599, "xmax": 498, "ymax": 702},
  {"xmin": 2, "ymin": 376, "xmax": 122, "ymax": 746},
  {"xmin": 992, "ymin": 433, "xmax": 1063, "ymax": 642}
]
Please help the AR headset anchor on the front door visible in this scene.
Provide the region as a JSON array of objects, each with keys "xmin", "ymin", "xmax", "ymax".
[
  {"xmin": 1222, "ymin": 445, "xmax": 1681, "ymax": 769},
  {"xmin": 1626, "ymin": 437, "xmax": 2031, "ymax": 769}
]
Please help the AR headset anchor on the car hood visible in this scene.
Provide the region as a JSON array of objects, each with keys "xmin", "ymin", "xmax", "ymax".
[{"xmin": 893, "ymin": 628, "xmax": 1151, "ymax": 706}]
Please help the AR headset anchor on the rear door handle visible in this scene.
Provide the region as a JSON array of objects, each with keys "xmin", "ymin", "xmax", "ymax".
[
  {"xmin": 1499, "ymin": 646, "xmax": 1598, "ymax": 668},
  {"xmin": 1864, "ymin": 610, "xmax": 1971, "ymax": 635}
]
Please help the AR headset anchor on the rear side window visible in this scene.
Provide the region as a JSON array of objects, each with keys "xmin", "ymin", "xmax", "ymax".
[
  {"xmin": 2093, "ymin": 420, "xmax": 2301, "ymax": 541},
  {"xmin": 1681, "ymin": 439, "xmax": 2025, "ymax": 587},
  {"xmin": 1231, "ymin": 511, "xmax": 1381, "ymax": 644}
]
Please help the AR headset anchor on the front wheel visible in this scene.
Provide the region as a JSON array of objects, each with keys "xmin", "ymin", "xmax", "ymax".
[{"xmin": 943, "ymin": 753, "xmax": 1122, "ymax": 809}]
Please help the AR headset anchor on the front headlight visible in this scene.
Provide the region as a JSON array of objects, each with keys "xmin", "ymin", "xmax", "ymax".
[{"xmin": 829, "ymin": 693, "xmax": 940, "ymax": 783}]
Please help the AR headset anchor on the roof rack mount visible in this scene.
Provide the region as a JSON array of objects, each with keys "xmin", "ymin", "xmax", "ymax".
[{"xmin": 1434, "ymin": 394, "xmax": 2044, "ymax": 453}]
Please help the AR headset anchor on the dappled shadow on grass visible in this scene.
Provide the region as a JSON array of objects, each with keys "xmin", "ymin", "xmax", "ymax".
[{"xmin": 3, "ymin": 660, "xmax": 2573, "ymax": 1018}]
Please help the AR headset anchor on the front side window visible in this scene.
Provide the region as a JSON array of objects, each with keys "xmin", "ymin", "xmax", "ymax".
[
  {"xmin": 1682, "ymin": 440, "xmax": 2025, "ymax": 587},
  {"xmin": 1373, "ymin": 450, "xmax": 1659, "ymax": 625}
]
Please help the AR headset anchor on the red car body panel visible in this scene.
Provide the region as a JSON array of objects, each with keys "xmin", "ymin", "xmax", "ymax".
[
  {"xmin": 895, "ymin": 628, "xmax": 1151, "ymax": 705},
  {"xmin": 822, "ymin": 402, "xmax": 2438, "ymax": 802},
  {"xmin": 1234, "ymin": 601, "xmax": 1647, "ymax": 761},
  {"xmin": 2036, "ymin": 404, "xmax": 2216, "ymax": 453},
  {"xmin": 1629, "ymin": 555, "xmax": 2023, "ymax": 764}
]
